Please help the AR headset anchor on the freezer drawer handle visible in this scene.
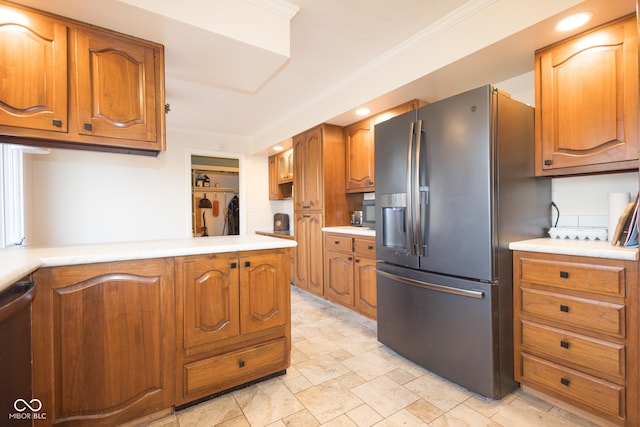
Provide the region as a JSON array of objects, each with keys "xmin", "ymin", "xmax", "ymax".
[{"xmin": 377, "ymin": 270, "xmax": 484, "ymax": 299}]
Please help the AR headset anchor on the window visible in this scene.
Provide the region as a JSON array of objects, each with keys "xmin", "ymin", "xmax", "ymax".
[{"xmin": 0, "ymin": 144, "xmax": 25, "ymax": 248}]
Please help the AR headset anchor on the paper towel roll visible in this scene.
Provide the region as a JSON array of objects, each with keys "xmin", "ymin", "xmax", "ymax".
[{"xmin": 609, "ymin": 192, "xmax": 631, "ymax": 241}]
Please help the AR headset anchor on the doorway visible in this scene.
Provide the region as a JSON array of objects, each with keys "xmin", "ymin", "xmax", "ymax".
[{"xmin": 191, "ymin": 155, "xmax": 239, "ymax": 237}]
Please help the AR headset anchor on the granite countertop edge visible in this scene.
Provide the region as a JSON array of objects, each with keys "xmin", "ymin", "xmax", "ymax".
[
  {"xmin": 0, "ymin": 235, "xmax": 297, "ymax": 293},
  {"xmin": 509, "ymin": 238, "xmax": 638, "ymax": 261},
  {"xmin": 322, "ymin": 226, "xmax": 376, "ymax": 237}
]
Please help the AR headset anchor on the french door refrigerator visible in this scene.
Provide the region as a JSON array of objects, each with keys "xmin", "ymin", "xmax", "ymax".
[{"xmin": 374, "ymin": 85, "xmax": 551, "ymax": 399}]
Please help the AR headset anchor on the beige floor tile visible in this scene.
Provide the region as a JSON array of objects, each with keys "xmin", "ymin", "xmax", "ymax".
[
  {"xmin": 215, "ymin": 415, "xmax": 251, "ymax": 427},
  {"xmin": 384, "ymin": 367, "xmax": 420, "ymax": 386},
  {"xmin": 430, "ymin": 403, "xmax": 500, "ymax": 427},
  {"xmin": 295, "ymin": 336, "xmax": 343, "ymax": 358},
  {"xmin": 340, "ymin": 350, "xmax": 398, "ymax": 381},
  {"xmin": 491, "ymin": 393, "xmax": 597, "ymax": 427},
  {"xmin": 176, "ymin": 394, "xmax": 243, "ymax": 427},
  {"xmin": 320, "ymin": 415, "xmax": 359, "ymax": 427},
  {"xmin": 405, "ymin": 399, "xmax": 444, "ymax": 424},
  {"xmin": 404, "ymin": 373, "xmax": 472, "ymax": 412},
  {"xmin": 295, "ymin": 379, "xmax": 364, "ymax": 424},
  {"xmin": 280, "ymin": 409, "xmax": 319, "ymax": 426},
  {"xmin": 463, "ymin": 390, "xmax": 520, "ymax": 419},
  {"xmin": 232, "ymin": 379, "xmax": 305, "ymax": 426},
  {"xmin": 295, "ymin": 354, "xmax": 351, "ymax": 385},
  {"xmin": 345, "ymin": 404, "xmax": 384, "ymax": 427},
  {"xmin": 283, "ymin": 373, "xmax": 314, "ymax": 394},
  {"xmin": 335, "ymin": 372, "xmax": 367, "ymax": 390},
  {"xmin": 351, "ymin": 376, "xmax": 420, "ymax": 418},
  {"xmin": 372, "ymin": 409, "xmax": 428, "ymax": 426}
]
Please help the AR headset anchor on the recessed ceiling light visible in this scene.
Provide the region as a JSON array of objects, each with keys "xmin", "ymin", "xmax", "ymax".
[
  {"xmin": 355, "ymin": 107, "xmax": 371, "ymax": 116},
  {"xmin": 556, "ymin": 12, "xmax": 591, "ymax": 32},
  {"xmin": 273, "ymin": 145, "xmax": 284, "ymax": 152}
]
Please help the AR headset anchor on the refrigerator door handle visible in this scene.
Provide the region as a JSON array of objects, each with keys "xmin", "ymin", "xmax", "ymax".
[
  {"xmin": 377, "ymin": 270, "xmax": 485, "ymax": 299},
  {"xmin": 414, "ymin": 119, "xmax": 424, "ymax": 256},
  {"xmin": 406, "ymin": 121, "xmax": 415, "ymax": 255}
]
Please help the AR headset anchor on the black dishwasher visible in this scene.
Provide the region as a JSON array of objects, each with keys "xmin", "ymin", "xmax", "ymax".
[{"xmin": 0, "ymin": 276, "xmax": 35, "ymax": 425}]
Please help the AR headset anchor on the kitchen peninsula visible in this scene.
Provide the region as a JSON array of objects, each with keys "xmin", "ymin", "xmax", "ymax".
[{"xmin": 0, "ymin": 235, "xmax": 296, "ymax": 427}]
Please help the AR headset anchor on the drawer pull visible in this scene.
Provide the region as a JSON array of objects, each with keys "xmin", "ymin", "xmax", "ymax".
[
  {"xmin": 238, "ymin": 360, "xmax": 245, "ymax": 368},
  {"xmin": 560, "ymin": 377, "xmax": 570, "ymax": 386},
  {"xmin": 52, "ymin": 119, "xmax": 62, "ymax": 127},
  {"xmin": 560, "ymin": 340, "xmax": 570, "ymax": 349},
  {"xmin": 83, "ymin": 123, "xmax": 93, "ymax": 131},
  {"xmin": 348, "ymin": 257, "xmax": 353, "ymax": 261},
  {"xmin": 560, "ymin": 304, "xmax": 569, "ymax": 313},
  {"xmin": 334, "ymin": 241, "xmax": 340, "ymax": 245},
  {"xmin": 355, "ymin": 259, "xmax": 360, "ymax": 263},
  {"xmin": 230, "ymin": 262, "xmax": 237, "ymax": 269},
  {"xmin": 368, "ymin": 245, "xmax": 374, "ymax": 250},
  {"xmin": 244, "ymin": 261, "xmax": 251, "ymax": 267},
  {"xmin": 559, "ymin": 271, "xmax": 569, "ymax": 279}
]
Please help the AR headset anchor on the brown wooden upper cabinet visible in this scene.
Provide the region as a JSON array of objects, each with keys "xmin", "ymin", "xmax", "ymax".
[
  {"xmin": 0, "ymin": 1, "xmax": 165, "ymax": 155},
  {"xmin": 278, "ymin": 149, "xmax": 294, "ymax": 183},
  {"xmin": 344, "ymin": 100, "xmax": 425, "ymax": 193},
  {"xmin": 534, "ymin": 14, "xmax": 638, "ymax": 176}
]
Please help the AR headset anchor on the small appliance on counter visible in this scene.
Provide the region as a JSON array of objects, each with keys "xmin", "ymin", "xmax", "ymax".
[
  {"xmin": 351, "ymin": 210, "xmax": 363, "ymax": 226},
  {"xmin": 273, "ymin": 213, "xmax": 289, "ymax": 232}
]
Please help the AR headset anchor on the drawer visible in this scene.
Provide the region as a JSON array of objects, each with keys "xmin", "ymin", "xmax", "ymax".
[
  {"xmin": 520, "ymin": 320, "xmax": 624, "ymax": 379},
  {"xmin": 325, "ymin": 234, "xmax": 353, "ymax": 252},
  {"xmin": 354, "ymin": 238, "xmax": 375, "ymax": 257},
  {"xmin": 521, "ymin": 287, "xmax": 624, "ymax": 337},
  {"xmin": 521, "ymin": 353, "xmax": 625, "ymax": 421},
  {"xmin": 184, "ymin": 338, "xmax": 287, "ymax": 396},
  {"xmin": 519, "ymin": 257, "xmax": 625, "ymax": 297}
]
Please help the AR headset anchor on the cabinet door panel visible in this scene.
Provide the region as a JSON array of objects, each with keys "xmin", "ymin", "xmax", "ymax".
[
  {"xmin": 32, "ymin": 259, "xmax": 175, "ymax": 426},
  {"xmin": 345, "ymin": 119, "xmax": 374, "ymax": 191},
  {"xmin": 0, "ymin": 8, "xmax": 68, "ymax": 132},
  {"xmin": 294, "ymin": 212, "xmax": 309, "ymax": 289},
  {"xmin": 240, "ymin": 253, "xmax": 288, "ymax": 334},
  {"xmin": 75, "ymin": 28, "xmax": 160, "ymax": 146},
  {"xmin": 355, "ymin": 256, "xmax": 377, "ymax": 318},
  {"xmin": 536, "ymin": 16, "xmax": 638, "ymax": 173},
  {"xmin": 182, "ymin": 256, "xmax": 240, "ymax": 349},
  {"xmin": 325, "ymin": 249, "xmax": 354, "ymax": 306},
  {"xmin": 307, "ymin": 213, "xmax": 324, "ymax": 296}
]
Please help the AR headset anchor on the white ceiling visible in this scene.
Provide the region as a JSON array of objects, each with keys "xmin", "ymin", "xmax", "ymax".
[{"xmin": 12, "ymin": 0, "xmax": 637, "ymax": 154}]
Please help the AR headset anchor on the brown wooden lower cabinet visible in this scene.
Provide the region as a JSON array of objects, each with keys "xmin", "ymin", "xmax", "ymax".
[
  {"xmin": 31, "ymin": 248, "xmax": 291, "ymax": 426},
  {"xmin": 323, "ymin": 232, "xmax": 377, "ymax": 319},
  {"xmin": 32, "ymin": 258, "xmax": 176, "ymax": 427},
  {"xmin": 513, "ymin": 250, "xmax": 638, "ymax": 426},
  {"xmin": 175, "ymin": 250, "xmax": 290, "ymax": 405}
]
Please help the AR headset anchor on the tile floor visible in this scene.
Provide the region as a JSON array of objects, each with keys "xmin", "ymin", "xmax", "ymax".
[{"xmin": 145, "ymin": 286, "xmax": 605, "ymax": 427}]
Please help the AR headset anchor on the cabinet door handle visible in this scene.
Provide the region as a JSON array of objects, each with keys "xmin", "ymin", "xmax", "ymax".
[
  {"xmin": 348, "ymin": 257, "xmax": 353, "ymax": 261},
  {"xmin": 303, "ymin": 205, "xmax": 311, "ymax": 209},
  {"xmin": 560, "ymin": 377, "xmax": 570, "ymax": 386},
  {"xmin": 244, "ymin": 261, "xmax": 251, "ymax": 267},
  {"xmin": 560, "ymin": 304, "xmax": 569, "ymax": 313},
  {"xmin": 52, "ymin": 119, "xmax": 62, "ymax": 127},
  {"xmin": 303, "ymin": 214, "xmax": 310, "ymax": 218},
  {"xmin": 355, "ymin": 259, "xmax": 360, "ymax": 263},
  {"xmin": 560, "ymin": 340, "xmax": 570, "ymax": 349},
  {"xmin": 230, "ymin": 262, "xmax": 237, "ymax": 269},
  {"xmin": 334, "ymin": 241, "xmax": 340, "ymax": 245},
  {"xmin": 559, "ymin": 271, "xmax": 569, "ymax": 279},
  {"xmin": 367, "ymin": 245, "xmax": 374, "ymax": 250},
  {"xmin": 83, "ymin": 123, "xmax": 93, "ymax": 131},
  {"xmin": 544, "ymin": 159, "xmax": 552, "ymax": 166}
]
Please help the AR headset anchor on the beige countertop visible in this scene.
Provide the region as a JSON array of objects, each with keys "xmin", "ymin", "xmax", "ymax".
[
  {"xmin": 322, "ymin": 226, "xmax": 375, "ymax": 237},
  {"xmin": 0, "ymin": 235, "xmax": 297, "ymax": 293},
  {"xmin": 509, "ymin": 238, "xmax": 638, "ymax": 261}
]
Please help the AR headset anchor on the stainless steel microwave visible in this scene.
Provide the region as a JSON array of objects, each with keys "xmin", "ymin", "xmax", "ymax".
[{"xmin": 362, "ymin": 199, "xmax": 375, "ymax": 228}]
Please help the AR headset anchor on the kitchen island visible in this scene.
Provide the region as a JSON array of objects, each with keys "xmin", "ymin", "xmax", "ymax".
[{"xmin": 1, "ymin": 235, "xmax": 296, "ymax": 427}]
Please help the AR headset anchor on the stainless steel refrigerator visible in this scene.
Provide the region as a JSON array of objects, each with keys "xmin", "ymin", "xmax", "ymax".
[{"xmin": 374, "ymin": 85, "xmax": 551, "ymax": 399}]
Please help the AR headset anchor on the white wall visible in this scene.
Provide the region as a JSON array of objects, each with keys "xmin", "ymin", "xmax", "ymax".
[{"xmin": 23, "ymin": 129, "xmax": 271, "ymax": 246}]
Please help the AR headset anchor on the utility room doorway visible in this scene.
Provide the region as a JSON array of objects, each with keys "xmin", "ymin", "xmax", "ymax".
[{"xmin": 191, "ymin": 155, "xmax": 239, "ymax": 237}]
